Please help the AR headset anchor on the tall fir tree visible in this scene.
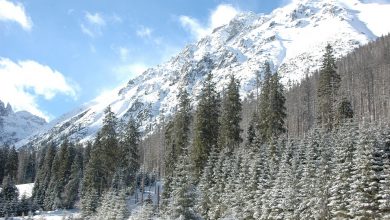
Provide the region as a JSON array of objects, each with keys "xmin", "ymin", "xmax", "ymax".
[
  {"xmin": 192, "ymin": 73, "xmax": 221, "ymax": 178},
  {"xmin": 120, "ymin": 117, "xmax": 140, "ymax": 187},
  {"xmin": 269, "ymin": 71, "xmax": 287, "ymax": 137},
  {"xmin": 258, "ymin": 62, "xmax": 272, "ymax": 143},
  {"xmin": 174, "ymin": 87, "xmax": 192, "ymax": 155},
  {"xmin": 317, "ymin": 44, "xmax": 341, "ymax": 131},
  {"xmin": 32, "ymin": 144, "xmax": 56, "ymax": 209},
  {"xmin": 63, "ymin": 150, "xmax": 83, "ymax": 209},
  {"xmin": 4, "ymin": 146, "xmax": 18, "ymax": 180},
  {"xmin": 218, "ymin": 75, "xmax": 243, "ymax": 151},
  {"xmin": 167, "ymin": 147, "xmax": 199, "ymax": 220},
  {"xmin": 258, "ymin": 62, "xmax": 287, "ymax": 143}
]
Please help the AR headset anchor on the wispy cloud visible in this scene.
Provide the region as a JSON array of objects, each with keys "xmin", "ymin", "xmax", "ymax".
[
  {"xmin": 0, "ymin": 0, "xmax": 32, "ymax": 31},
  {"xmin": 179, "ymin": 4, "xmax": 240, "ymax": 39},
  {"xmin": 85, "ymin": 12, "xmax": 106, "ymax": 26},
  {"xmin": 0, "ymin": 58, "xmax": 78, "ymax": 120},
  {"xmin": 80, "ymin": 11, "xmax": 106, "ymax": 37},
  {"xmin": 136, "ymin": 26, "xmax": 153, "ymax": 38}
]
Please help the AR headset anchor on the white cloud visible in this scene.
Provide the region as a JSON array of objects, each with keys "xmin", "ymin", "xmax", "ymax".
[
  {"xmin": 81, "ymin": 11, "xmax": 106, "ymax": 37},
  {"xmin": 85, "ymin": 12, "xmax": 105, "ymax": 26},
  {"xmin": 80, "ymin": 23, "xmax": 95, "ymax": 37},
  {"xmin": 136, "ymin": 26, "xmax": 153, "ymax": 38},
  {"xmin": 0, "ymin": 58, "xmax": 78, "ymax": 120},
  {"xmin": 179, "ymin": 4, "xmax": 240, "ymax": 39},
  {"xmin": 0, "ymin": 0, "xmax": 32, "ymax": 31}
]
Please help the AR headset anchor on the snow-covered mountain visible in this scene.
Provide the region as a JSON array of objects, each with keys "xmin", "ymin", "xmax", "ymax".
[
  {"xmin": 0, "ymin": 100, "xmax": 46, "ymax": 146},
  {"xmin": 18, "ymin": 0, "xmax": 390, "ymax": 147}
]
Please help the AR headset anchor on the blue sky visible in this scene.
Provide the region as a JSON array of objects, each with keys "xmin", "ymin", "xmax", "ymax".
[{"xmin": 0, "ymin": 0, "xmax": 286, "ymax": 121}]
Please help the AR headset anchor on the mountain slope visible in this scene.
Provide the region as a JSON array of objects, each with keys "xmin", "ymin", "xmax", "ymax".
[
  {"xmin": 18, "ymin": 0, "xmax": 390, "ymax": 147},
  {"xmin": 0, "ymin": 101, "xmax": 46, "ymax": 146}
]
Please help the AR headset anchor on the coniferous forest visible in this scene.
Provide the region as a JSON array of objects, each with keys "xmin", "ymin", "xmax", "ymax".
[{"xmin": 1, "ymin": 35, "xmax": 390, "ymax": 219}]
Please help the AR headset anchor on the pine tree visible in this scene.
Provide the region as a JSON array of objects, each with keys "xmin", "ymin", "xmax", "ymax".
[
  {"xmin": 95, "ymin": 189, "xmax": 129, "ymax": 220},
  {"xmin": 32, "ymin": 144, "xmax": 56, "ymax": 209},
  {"xmin": 379, "ymin": 155, "xmax": 390, "ymax": 218},
  {"xmin": 167, "ymin": 147, "xmax": 199, "ymax": 220},
  {"xmin": 218, "ymin": 75, "xmax": 243, "ymax": 151},
  {"xmin": 269, "ymin": 72, "xmax": 287, "ymax": 137},
  {"xmin": 0, "ymin": 175, "xmax": 19, "ymax": 217},
  {"xmin": 336, "ymin": 97, "xmax": 354, "ymax": 125},
  {"xmin": 99, "ymin": 106, "xmax": 120, "ymax": 188},
  {"xmin": 258, "ymin": 62, "xmax": 272, "ymax": 143},
  {"xmin": 82, "ymin": 106, "xmax": 120, "ymax": 200},
  {"xmin": 317, "ymin": 44, "xmax": 341, "ymax": 131},
  {"xmin": 192, "ymin": 73, "xmax": 221, "ymax": 178},
  {"xmin": 349, "ymin": 130, "xmax": 379, "ymax": 219},
  {"xmin": 197, "ymin": 146, "xmax": 218, "ymax": 219},
  {"xmin": 120, "ymin": 117, "xmax": 140, "ymax": 186},
  {"xmin": 63, "ymin": 151, "xmax": 83, "ymax": 209},
  {"xmin": 4, "ymin": 146, "xmax": 18, "ymax": 180},
  {"xmin": 81, "ymin": 188, "xmax": 100, "ymax": 218},
  {"xmin": 174, "ymin": 87, "xmax": 192, "ymax": 155},
  {"xmin": 258, "ymin": 63, "xmax": 286, "ymax": 143}
]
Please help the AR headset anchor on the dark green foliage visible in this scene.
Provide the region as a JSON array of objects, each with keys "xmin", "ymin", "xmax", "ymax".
[
  {"xmin": 258, "ymin": 62, "xmax": 272, "ymax": 143},
  {"xmin": 120, "ymin": 117, "xmax": 141, "ymax": 187},
  {"xmin": 218, "ymin": 75, "xmax": 243, "ymax": 151},
  {"xmin": 258, "ymin": 62, "xmax": 287, "ymax": 143},
  {"xmin": 17, "ymin": 148, "xmax": 36, "ymax": 184},
  {"xmin": 0, "ymin": 175, "xmax": 19, "ymax": 217},
  {"xmin": 63, "ymin": 150, "xmax": 83, "ymax": 209},
  {"xmin": 32, "ymin": 144, "xmax": 56, "ymax": 209},
  {"xmin": 317, "ymin": 44, "xmax": 341, "ymax": 131},
  {"xmin": 269, "ymin": 72, "xmax": 287, "ymax": 136},
  {"xmin": 94, "ymin": 189, "xmax": 129, "ymax": 220},
  {"xmin": 82, "ymin": 106, "xmax": 120, "ymax": 198},
  {"xmin": 4, "ymin": 146, "xmax": 18, "ymax": 180},
  {"xmin": 81, "ymin": 188, "xmax": 100, "ymax": 218},
  {"xmin": 337, "ymin": 97, "xmax": 354, "ymax": 124},
  {"xmin": 166, "ymin": 147, "xmax": 199, "ymax": 220},
  {"xmin": 0, "ymin": 146, "xmax": 9, "ymax": 183},
  {"xmin": 192, "ymin": 73, "xmax": 221, "ymax": 178},
  {"xmin": 174, "ymin": 87, "xmax": 192, "ymax": 154}
]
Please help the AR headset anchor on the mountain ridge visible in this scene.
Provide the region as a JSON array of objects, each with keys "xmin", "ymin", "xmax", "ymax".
[
  {"xmin": 17, "ymin": 0, "xmax": 390, "ymax": 148},
  {"xmin": 0, "ymin": 100, "xmax": 46, "ymax": 146}
]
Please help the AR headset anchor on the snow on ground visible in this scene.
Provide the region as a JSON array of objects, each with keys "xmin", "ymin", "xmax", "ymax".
[
  {"xmin": 0, "ymin": 210, "xmax": 81, "ymax": 220},
  {"xmin": 127, "ymin": 181, "xmax": 162, "ymax": 213},
  {"xmin": 16, "ymin": 183, "xmax": 34, "ymax": 199}
]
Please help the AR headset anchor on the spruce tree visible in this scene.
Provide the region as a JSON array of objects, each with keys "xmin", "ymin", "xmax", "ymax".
[
  {"xmin": 99, "ymin": 106, "xmax": 120, "ymax": 188},
  {"xmin": 63, "ymin": 151, "xmax": 83, "ymax": 209},
  {"xmin": 174, "ymin": 87, "xmax": 192, "ymax": 156},
  {"xmin": 94, "ymin": 189, "xmax": 129, "ymax": 220},
  {"xmin": 32, "ymin": 144, "xmax": 56, "ymax": 209},
  {"xmin": 120, "ymin": 117, "xmax": 140, "ymax": 186},
  {"xmin": 317, "ymin": 44, "xmax": 341, "ymax": 131},
  {"xmin": 218, "ymin": 75, "xmax": 242, "ymax": 151},
  {"xmin": 4, "ymin": 146, "xmax": 18, "ymax": 180},
  {"xmin": 336, "ymin": 97, "xmax": 354, "ymax": 125},
  {"xmin": 0, "ymin": 175, "xmax": 19, "ymax": 217},
  {"xmin": 258, "ymin": 62, "xmax": 272, "ymax": 143},
  {"xmin": 269, "ymin": 71, "xmax": 287, "ymax": 137},
  {"xmin": 167, "ymin": 147, "xmax": 198, "ymax": 220},
  {"xmin": 192, "ymin": 73, "xmax": 220, "ymax": 178}
]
